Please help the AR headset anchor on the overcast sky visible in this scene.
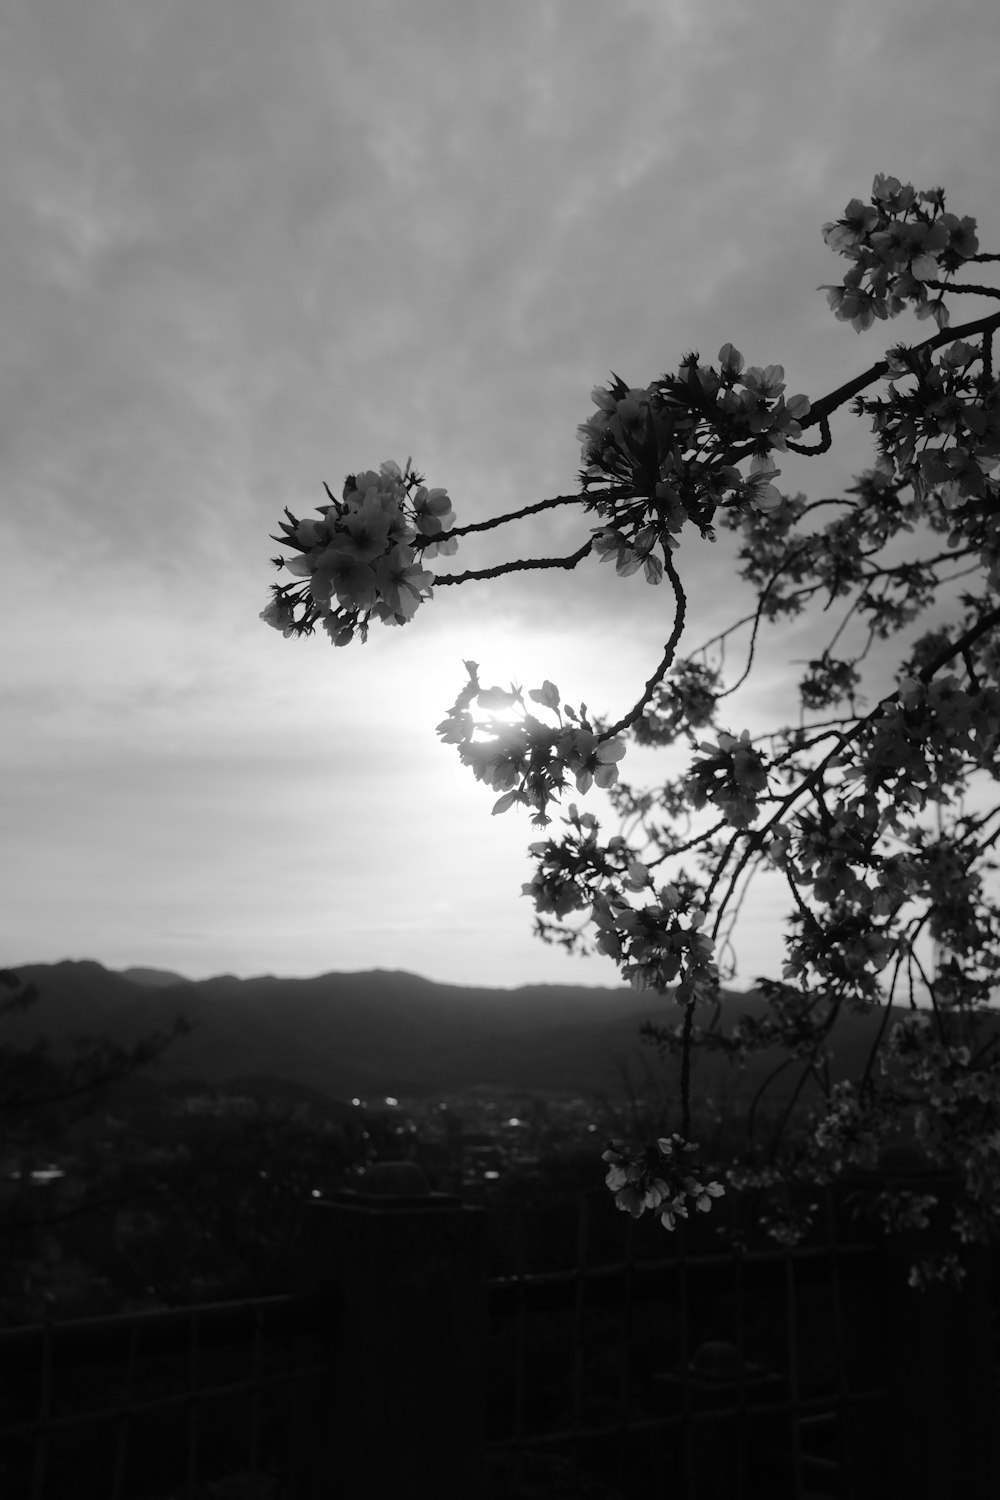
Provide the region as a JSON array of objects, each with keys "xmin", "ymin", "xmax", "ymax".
[{"xmin": 3, "ymin": 0, "xmax": 999, "ymax": 990}]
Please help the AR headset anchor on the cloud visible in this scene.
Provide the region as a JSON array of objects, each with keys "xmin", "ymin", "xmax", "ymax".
[{"xmin": 3, "ymin": 0, "xmax": 999, "ymax": 985}]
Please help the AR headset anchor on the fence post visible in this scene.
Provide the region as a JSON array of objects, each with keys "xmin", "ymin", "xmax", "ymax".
[
  {"xmin": 838, "ymin": 1166, "xmax": 999, "ymax": 1500},
  {"xmin": 290, "ymin": 1162, "xmax": 490, "ymax": 1500}
]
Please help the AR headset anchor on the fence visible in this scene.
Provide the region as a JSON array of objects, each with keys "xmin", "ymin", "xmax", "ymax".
[
  {"xmin": 1, "ymin": 1164, "xmax": 998, "ymax": 1499},
  {"xmin": 0, "ymin": 1290, "xmax": 339, "ymax": 1500},
  {"xmin": 484, "ymin": 1200, "xmax": 884, "ymax": 1499}
]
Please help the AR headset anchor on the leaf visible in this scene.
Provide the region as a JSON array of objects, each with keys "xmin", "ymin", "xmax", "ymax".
[
  {"xmin": 436, "ymin": 712, "xmax": 472, "ymax": 743},
  {"xmin": 492, "ymin": 790, "xmax": 520, "ymax": 816},
  {"xmin": 615, "ymin": 550, "xmax": 643, "ymax": 577},
  {"xmin": 528, "ymin": 680, "xmax": 560, "ymax": 711},
  {"xmin": 643, "ymin": 553, "xmax": 664, "ymax": 585},
  {"xmin": 477, "ymin": 686, "xmax": 520, "ymax": 710},
  {"xmin": 718, "ymin": 343, "xmax": 744, "ymax": 374},
  {"xmin": 596, "ymin": 738, "xmax": 627, "ymax": 763}
]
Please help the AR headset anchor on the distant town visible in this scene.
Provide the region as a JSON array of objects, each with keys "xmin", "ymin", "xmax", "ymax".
[
  {"xmin": 2, "ymin": 959, "xmax": 927, "ymax": 1326},
  {"xmin": 0, "ymin": 1074, "xmax": 664, "ymax": 1325}
]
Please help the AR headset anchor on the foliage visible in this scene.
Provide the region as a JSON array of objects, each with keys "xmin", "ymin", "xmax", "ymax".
[
  {"xmin": 0, "ymin": 969, "xmax": 189, "ymax": 1133},
  {"xmin": 109, "ymin": 1097, "xmax": 386, "ymax": 1303},
  {"xmin": 0, "ymin": 969, "xmax": 188, "ymax": 1202},
  {"xmin": 0, "ymin": 968, "xmax": 192, "ymax": 1319},
  {"xmin": 263, "ymin": 175, "xmax": 1000, "ymax": 1277}
]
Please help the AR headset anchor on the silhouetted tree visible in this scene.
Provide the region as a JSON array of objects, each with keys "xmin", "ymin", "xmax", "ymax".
[
  {"xmin": 0, "ymin": 968, "xmax": 189, "ymax": 1316},
  {"xmin": 264, "ymin": 174, "xmax": 1000, "ymax": 1280}
]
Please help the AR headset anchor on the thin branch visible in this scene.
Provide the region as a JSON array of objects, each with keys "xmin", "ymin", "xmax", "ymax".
[
  {"xmin": 863, "ymin": 545, "xmax": 979, "ymax": 579},
  {"xmin": 679, "ymin": 996, "xmax": 696, "ymax": 1140},
  {"xmin": 646, "ymin": 817, "xmax": 729, "ymax": 865},
  {"xmin": 601, "ymin": 553, "xmax": 688, "ymax": 740},
  {"xmin": 714, "ymin": 855, "xmax": 767, "ymax": 977},
  {"xmin": 784, "ymin": 865, "xmax": 822, "ymax": 934},
  {"xmin": 909, "ymin": 945, "xmax": 947, "ymax": 1044},
  {"xmin": 785, "ymin": 414, "xmax": 832, "ymax": 455},
  {"xmin": 429, "ymin": 490, "xmax": 624, "ymax": 547},
  {"xmin": 697, "ymin": 584, "xmax": 822, "ymax": 659},
  {"xmin": 823, "ymin": 592, "xmax": 865, "ymax": 658},
  {"xmin": 919, "ymin": 604, "xmax": 1000, "ymax": 681},
  {"xmin": 796, "ymin": 496, "xmax": 856, "ymax": 518},
  {"xmin": 765, "ymin": 1039, "xmax": 836, "ymax": 1164},
  {"xmin": 0, "ymin": 1183, "xmax": 169, "ymax": 1237},
  {"xmin": 747, "ymin": 1055, "xmax": 796, "ymax": 1140},
  {"xmin": 434, "ymin": 540, "xmax": 593, "ymax": 586},
  {"xmin": 717, "ymin": 544, "xmax": 815, "ymax": 699},
  {"xmin": 858, "ymin": 952, "xmax": 905, "ymax": 1101},
  {"xmin": 0, "ymin": 1032, "xmax": 186, "ymax": 1117},
  {"xmin": 422, "ymin": 315, "xmax": 999, "ymax": 586},
  {"xmin": 707, "ymin": 602, "xmax": 1000, "ymax": 930},
  {"xmin": 800, "ymin": 308, "xmax": 1000, "ymax": 430},
  {"xmin": 922, "ymin": 280, "xmax": 1000, "ymax": 300}
]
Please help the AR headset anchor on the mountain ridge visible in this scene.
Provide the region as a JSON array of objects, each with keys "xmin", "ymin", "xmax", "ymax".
[
  {"xmin": 3, "ymin": 960, "xmax": 674, "ymax": 1097},
  {"xmin": 4, "ymin": 958, "xmax": 957, "ymax": 1106}
]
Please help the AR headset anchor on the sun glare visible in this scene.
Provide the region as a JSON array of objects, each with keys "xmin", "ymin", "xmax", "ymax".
[
  {"xmin": 386, "ymin": 618, "xmax": 563, "ymax": 735},
  {"xmin": 470, "ymin": 697, "xmax": 525, "ymax": 736}
]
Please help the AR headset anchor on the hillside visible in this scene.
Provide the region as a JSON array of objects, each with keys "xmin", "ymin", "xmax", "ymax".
[{"xmin": 0, "ymin": 959, "xmax": 945, "ymax": 1106}]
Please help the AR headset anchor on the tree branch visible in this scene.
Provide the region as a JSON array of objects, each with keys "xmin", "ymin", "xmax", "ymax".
[
  {"xmin": 601, "ymin": 552, "xmax": 687, "ymax": 739},
  {"xmin": 434, "ymin": 540, "xmax": 594, "ymax": 586}
]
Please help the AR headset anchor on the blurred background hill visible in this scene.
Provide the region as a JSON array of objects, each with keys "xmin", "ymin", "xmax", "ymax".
[{"xmin": 7, "ymin": 959, "xmax": 897, "ymax": 1103}]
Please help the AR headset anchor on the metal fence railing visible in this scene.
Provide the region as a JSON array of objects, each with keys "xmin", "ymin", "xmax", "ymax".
[
  {"xmin": 483, "ymin": 1188, "xmax": 889, "ymax": 1499},
  {"xmin": 0, "ymin": 1290, "xmax": 339, "ymax": 1500},
  {"xmin": 2, "ymin": 1178, "xmax": 997, "ymax": 1499}
]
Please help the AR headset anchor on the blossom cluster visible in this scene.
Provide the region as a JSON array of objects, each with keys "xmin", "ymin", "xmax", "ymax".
[
  {"xmin": 685, "ymin": 729, "xmax": 770, "ymax": 829},
  {"xmin": 727, "ymin": 979, "xmax": 835, "ymax": 1063},
  {"xmin": 798, "ymin": 656, "xmax": 862, "ymax": 712},
  {"xmin": 820, "ymin": 173, "xmax": 979, "ymax": 332},
  {"xmin": 520, "ymin": 803, "xmax": 615, "ymax": 921},
  {"xmin": 857, "ymin": 675, "xmax": 1000, "ymax": 813},
  {"xmin": 519, "ymin": 800, "xmax": 719, "ymax": 998},
  {"xmin": 854, "ymin": 339, "xmax": 1000, "ymax": 539},
  {"xmin": 261, "ymin": 175, "xmax": 1000, "ymax": 1256},
  {"xmin": 578, "ymin": 347, "xmax": 810, "ymax": 580},
  {"xmin": 802, "ymin": 1013, "xmax": 1000, "ymax": 1275},
  {"xmin": 781, "ymin": 907, "xmax": 896, "ymax": 1000},
  {"xmin": 436, "ymin": 668, "xmax": 627, "ymax": 827},
  {"xmin": 848, "ymin": 340, "xmax": 1000, "ymax": 594},
  {"xmin": 630, "ymin": 658, "xmax": 722, "ymax": 747},
  {"xmin": 262, "ymin": 460, "xmax": 455, "ymax": 645},
  {"xmin": 602, "ymin": 1136, "xmax": 724, "ymax": 1231},
  {"xmin": 811, "ymin": 1081, "xmax": 887, "ymax": 1166},
  {"xmin": 590, "ymin": 880, "xmax": 718, "ymax": 1001}
]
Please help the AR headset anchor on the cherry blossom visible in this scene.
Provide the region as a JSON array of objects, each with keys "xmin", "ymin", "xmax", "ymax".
[
  {"xmin": 262, "ymin": 458, "xmax": 451, "ymax": 643},
  {"xmin": 263, "ymin": 175, "xmax": 1000, "ymax": 1269}
]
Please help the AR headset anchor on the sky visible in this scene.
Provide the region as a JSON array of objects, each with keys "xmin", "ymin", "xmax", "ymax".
[{"xmin": 3, "ymin": 0, "xmax": 1000, "ymax": 990}]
